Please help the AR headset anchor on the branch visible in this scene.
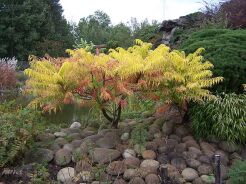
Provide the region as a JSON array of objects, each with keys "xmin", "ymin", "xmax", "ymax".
[{"xmin": 101, "ymin": 107, "xmax": 113, "ymax": 122}]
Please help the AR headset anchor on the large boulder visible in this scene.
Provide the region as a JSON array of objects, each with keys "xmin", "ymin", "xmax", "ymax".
[
  {"xmin": 66, "ymin": 133, "xmax": 81, "ymax": 141},
  {"xmin": 157, "ymin": 12, "xmax": 206, "ymax": 46},
  {"xmin": 75, "ymin": 160, "xmax": 92, "ymax": 172},
  {"xmin": 171, "ymin": 158, "xmax": 186, "ymax": 170},
  {"xmin": 96, "ymin": 136, "xmax": 119, "ymax": 149},
  {"xmin": 113, "ymin": 179, "xmax": 127, "ymax": 184},
  {"xmin": 156, "ymin": 104, "xmax": 185, "ymax": 125},
  {"xmin": 162, "ymin": 121, "xmax": 174, "ymax": 136},
  {"xmin": 145, "ymin": 174, "xmax": 160, "ymax": 184},
  {"xmin": 121, "ymin": 132, "xmax": 130, "ymax": 141},
  {"xmin": 219, "ymin": 141, "xmax": 241, "ymax": 153},
  {"xmin": 55, "ymin": 137, "xmax": 68, "ymax": 146},
  {"xmin": 181, "ymin": 168, "xmax": 199, "ymax": 181},
  {"xmin": 106, "ymin": 161, "xmax": 127, "ymax": 175},
  {"xmin": 70, "ymin": 139, "xmax": 83, "ymax": 148},
  {"xmin": 186, "ymin": 159, "xmax": 201, "ymax": 169},
  {"xmin": 55, "ymin": 149, "xmax": 72, "ymax": 166},
  {"xmin": 142, "ymin": 150, "xmax": 156, "ymax": 160},
  {"xmin": 63, "ymin": 144, "xmax": 74, "ymax": 152},
  {"xmin": 62, "ymin": 128, "xmax": 81, "ymax": 134},
  {"xmin": 197, "ymin": 164, "xmax": 213, "ymax": 175},
  {"xmin": 200, "ymin": 142, "xmax": 216, "ymax": 158},
  {"xmin": 175, "ymin": 125, "xmax": 190, "ymax": 137},
  {"xmin": 124, "ymin": 157, "xmax": 141, "ymax": 169},
  {"xmin": 123, "ymin": 169, "xmax": 138, "ymax": 181},
  {"xmin": 129, "ymin": 177, "xmax": 145, "ymax": 184},
  {"xmin": 36, "ymin": 133, "xmax": 55, "ymax": 142},
  {"xmin": 140, "ymin": 159, "xmax": 160, "ymax": 175},
  {"xmin": 57, "ymin": 167, "xmax": 75, "ymax": 183},
  {"xmin": 91, "ymin": 148, "xmax": 121, "ymax": 164},
  {"xmin": 54, "ymin": 131, "xmax": 67, "ymax": 138},
  {"xmin": 157, "ymin": 154, "xmax": 168, "ymax": 164},
  {"xmin": 25, "ymin": 148, "xmax": 54, "ymax": 164},
  {"xmin": 70, "ymin": 122, "xmax": 81, "ymax": 129},
  {"xmin": 113, "ymin": 179, "xmax": 126, "ymax": 184},
  {"xmin": 82, "ymin": 134, "xmax": 103, "ymax": 142},
  {"xmin": 123, "ymin": 149, "xmax": 136, "ymax": 159}
]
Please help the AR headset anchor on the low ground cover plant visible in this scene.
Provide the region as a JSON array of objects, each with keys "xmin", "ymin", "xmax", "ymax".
[
  {"xmin": 0, "ymin": 101, "xmax": 45, "ymax": 167},
  {"xmin": 229, "ymin": 160, "xmax": 246, "ymax": 184}
]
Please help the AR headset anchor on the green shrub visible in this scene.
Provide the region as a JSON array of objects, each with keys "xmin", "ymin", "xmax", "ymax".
[
  {"xmin": 229, "ymin": 160, "xmax": 246, "ymax": 184},
  {"xmin": 121, "ymin": 95, "xmax": 155, "ymax": 119},
  {"xmin": 130, "ymin": 123, "xmax": 148, "ymax": 153},
  {"xmin": 29, "ymin": 163, "xmax": 51, "ymax": 184},
  {"xmin": 0, "ymin": 101, "xmax": 44, "ymax": 167},
  {"xmin": 190, "ymin": 93, "xmax": 246, "ymax": 143},
  {"xmin": 178, "ymin": 28, "xmax": 246, "ymax": 93}
]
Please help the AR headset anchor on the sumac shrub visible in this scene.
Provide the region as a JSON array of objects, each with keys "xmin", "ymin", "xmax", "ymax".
[{"xmin": 24, "ymin": 40, "xmax": 222, "ymax": 128}]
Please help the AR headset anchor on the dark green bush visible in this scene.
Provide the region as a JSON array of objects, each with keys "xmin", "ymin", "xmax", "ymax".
[
  {"xmin": 229, "ymin": 160, "xmax": 246, "ymax": 184},
  {"xmin": 0, "ymin": 101, "xmax": 44, "ymax": 167},
  {"xmin": 130, "ymin": 123, "xmax": 148, "ymax": 154},
  {"xmin": 178, "ymin": 28, "xmax": 246, "ymax": 93},
  {"xmin": 130, "ymin": 124, "xmax": 148, "ymax": 146},
  {"xmin": 190, "ymin": 93, "xmax": 246, "ymax": 143}
]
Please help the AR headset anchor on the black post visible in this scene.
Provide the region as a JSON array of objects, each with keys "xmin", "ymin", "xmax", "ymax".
[
  {"xmin": 214, "ymin": 154, "xmax": 221, "ymax": 184},
  {"xmin": 160, "ymin": 164, "xmax": 168, "ymax": 184}
]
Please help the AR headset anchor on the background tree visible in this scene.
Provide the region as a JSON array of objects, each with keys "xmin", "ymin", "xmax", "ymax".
[
  {"xmin": 75, "ymin": 11, "xmax": 161, "ymax": 50},
  {"xmin": 0, "ymin": 0, "xmax": 74, "ymax": 68},
  {"xmin": 108, "ymin": 23, "xmax": 132, "ymax": 48},
  {"xmin": 75, "ymin": 10, "xmax": 111, "ymax": 45},
  {"xmin": 131, "ymin": 18, "xmax": 161, "ymax": 43}
]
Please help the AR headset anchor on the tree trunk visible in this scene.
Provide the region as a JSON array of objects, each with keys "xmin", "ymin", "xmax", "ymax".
[{"xmin": 101, "ymin": 103, "xmax": 121, "ymax": 128}]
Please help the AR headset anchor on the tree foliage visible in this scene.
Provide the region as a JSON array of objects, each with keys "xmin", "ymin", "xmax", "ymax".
[
  {"xmin": 108, "ymin": 23, "xmax": 133, "ymax": 48},
  {"xmin": 0, "ymin": 0, "xmax": 74, "ymax": 67},
  {"xmin": 24, "ymin": 40, "xmax": 222, "ymax": 127},
  {"xmin": 75, "ymin": 10, "xmax": 111, "ymax": 45},
  {"xmin": 75, "ymin": 11, "xmax": 161, "ymax": 49},
  {"xmin": 73, "ymin": 38, "xmax": 95, "ymax": 52},
  {"xmin": 220, "ymin": 0, "xmax": 246, "ymax": 28},
  {"xmin": 131, "ymin": 18, "xmax": 161, "ymax": 43}
]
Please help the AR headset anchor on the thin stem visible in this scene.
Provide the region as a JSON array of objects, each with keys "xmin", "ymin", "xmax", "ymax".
[{"xmin": 101, "ymin": 107, "xmax": 113, "ymax": 122}]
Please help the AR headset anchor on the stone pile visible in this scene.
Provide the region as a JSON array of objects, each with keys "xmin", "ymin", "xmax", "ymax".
[{"xmin": 22, "ymin": 115, "xmax": 245, "ymax": 184}]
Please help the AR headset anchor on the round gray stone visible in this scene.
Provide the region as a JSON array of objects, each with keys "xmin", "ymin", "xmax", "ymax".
[
  {"xmin": 91, "ymin": 148, "xmax": 121, "ymax": 164},
  {"xmin": 25, "ymin": 148, "xmax": 54, "ymax": 164},
  {"xmin": 70, "ymin": 122, "xmax": 81, "ymax": 129},
  {"xmin": 55, "ymin": 149, "xmax": 72, "ymax": 166},
  {"xmin": 181, "ymin": 168, "xmax": 199, "ymax": 181},
  {"xmin": 57, "ymin": 167, "xmax": 75, "ymax": 183}
]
